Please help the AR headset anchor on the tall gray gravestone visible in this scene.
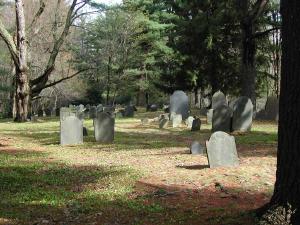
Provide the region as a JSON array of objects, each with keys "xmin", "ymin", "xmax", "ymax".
[
  {"xmin": 232, "ymin": 97, "xmax": 253, "ymax": 132},
  {"xmin": 60, "ymin": 115, "xmax": 83, "ymax": 146},
  {"xmin": 265, "ymin": 96, "xmax": 279, "ymax": 121},
  {"xmin": 206, "ymin": 131, "xmax": 239, "ymax": 168},
  {"xmin": 207, "ymin": 109, "xmax": 214, "ymax": 124},
  {"xmin": 170, "ymin": 90, "xmax": 189, "ymax": 120},
  {"xmin": 94, "ymin": 112, "xmax": 115, "ymax": 143},
  {"xmin": 212, "ymin": 91, "xmax": 227, "ymax": 110},
  {"xmin": 212, "ymin": 105, "xmax": 232, "ymax": 132}
]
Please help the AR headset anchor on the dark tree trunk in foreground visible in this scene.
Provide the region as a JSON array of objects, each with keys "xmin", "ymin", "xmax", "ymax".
[{"xmin": 259, "ymin": 1, "xmax": 300, "ymax": 224}]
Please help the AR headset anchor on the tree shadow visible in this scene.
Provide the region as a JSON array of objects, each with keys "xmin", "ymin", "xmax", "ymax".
[
  {"xmin": 0, "ymin": 149, "xmax": 138, "ymax": 225},
  {"xmin": 176, "ymin": 164, "xmax": 209, "ymax": 170}
]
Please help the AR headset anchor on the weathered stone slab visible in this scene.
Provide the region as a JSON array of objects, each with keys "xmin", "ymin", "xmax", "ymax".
[
  {"xmin": 212, "ymin": 91, "xmax": 227, "ymax": 110},
  {"xmin": 212, "ymin": 105, "xmax": 232, "ymax": 133},
  {"xmin": 83, "ymin": 127, "xmax": 88, "ymax": 136},
  {"xmin": 124, "ymin": 105, "xmax": 135, "ymax": 117},
  {"xmin": 191, "ymin": 118, "xmax": 201, "ymax": 131},
  {"xmin": 232, "ymin": 97, "xmax": 253, "ymax": 132},
  {"xmin": 207, "ymin": 109, "xmax": 214, "ymax": 124},
  {"xmin": 186, "ymin": 116, "xmax": 195, "ymax": 128},
  {"xmin": 172, "ymin": 114, "xmax": 182, "ymax": 128},
  {"xmin": 190, "ymin": 141, "xmax": 205, "ymax": 155},
  {"xmin": 159, "ymin": 118, "xmax": 169, "ymax": 129},
  {"xmin": 93, "ymin": 112, "xmax": 115, "ymax": 143},
  {"xmin": 206, "ymin": 131, "xmax": 239, "ymax": 168},
  {"xmin": 60, "ymin": 115, "xmax": 83, "ymax": 146},
  {"xmin": 265, "ymin": 96, "xmax": 279, "ymax": 121},
  {"xmin": 170, "ymin": 90, "xmax": 189, "ymax": 120}
]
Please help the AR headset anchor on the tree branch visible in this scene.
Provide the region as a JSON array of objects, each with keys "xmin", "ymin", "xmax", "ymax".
[
  {"xmin": 248, "ymin": 0, "xmax": 269, "ymax": 22},
  {"xmin": 30, "ymin": 0, "xmax": 78, "ymax": 90},
  {"xmin": 252, "ymin": 26, "xmax": 281, "ymax": 39},
  {"xmin": 28, "ymin": 0, "xmax": 45, "ymax": 31},
  {"xmin": 31, "ymin": 69, "xmax": 89, "ymax": 96},
  {"xmin": 0, "ymin": 19, "xmax": 19, "ymax": 66}
]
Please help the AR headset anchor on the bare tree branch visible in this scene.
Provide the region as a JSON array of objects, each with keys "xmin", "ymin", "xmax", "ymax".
[
  {"xmin": 252, "ymin": 26, "xmax": 281, "ymax": 39},
  {"xmin": 0, "ymin": 19, "xmax": 19, "ymax": 66},
  {"xmin": 30, "ymin": 0, "xmax": 78, "ymax": 89},
  {"xmin": 28, "ymin": 0, "xmax": 46, "ymax": 30},
  {"xmin": 31, "ymin": 69, "xmax": 89, "ymax": 95}
]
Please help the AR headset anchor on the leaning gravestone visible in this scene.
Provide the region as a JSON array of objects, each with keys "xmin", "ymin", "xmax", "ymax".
[
  {"xmin": 212, "ymin": 91, "xmax": 227, "ymax": 110},
  {"xmin": 206, "ymin": 131, "xmax": 239, "ymax": 168},
  {"xmin": 172, "ymin": 114, "xmax": 182, "ymax": 128},
  {"xmin": 94, "ymin": 112, "xmax": 115, "ymax": 143},
  {"xmin": 159, "ymin": 118, "xmax": 169, "ymax": 129},
  {"xmin": 60, "ymin": 115, "xmax": 83, "ymax": 146},
  {"xmin": 190, "ymin": 141, "xmax": 205, "ymax": 155},
  {"xmin": 212, "ymin": 105, "xmax": 232, "ymax": 133},
  {"xmin": 232, "ymin": 97, "xmax": 253, "ymax": 132},
  {"xmin": 170, "ymin": 90, "xmax": 189, "ymax": 120},
  {"xmin": 191, "ymin": 118, "xmax": 201, "ymax": 131}
]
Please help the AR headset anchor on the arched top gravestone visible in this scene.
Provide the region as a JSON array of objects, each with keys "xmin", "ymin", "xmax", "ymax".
[
  {"xmin": 206, "ymin": 131, "xmax": 239, "ymax": 168},
  {"xmin": 212, "ymin": 91, "xmax": 227, "ymax": 110},
  {"xmin": 60, "ymin": 115, "xmax": 83, "ymax": 146},
  {"xmin": 94, "ymin": 112, "xmax": 115, "ymax": 143},
  {"xmin": 232, "ymin": 97, "xmax": 253, "ymax": 132},
  {"xmin": 170, "ymin": 90, "xmax": 189, "ymax": 120}
]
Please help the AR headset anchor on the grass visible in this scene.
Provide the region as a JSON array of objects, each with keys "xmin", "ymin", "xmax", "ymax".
[{"xmin": 0, "ymin": 110, "xmax": 278, "ymax": 224}]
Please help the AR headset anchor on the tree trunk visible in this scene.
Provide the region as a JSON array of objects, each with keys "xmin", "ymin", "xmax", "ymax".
[
  {"xmin": 106, "ymin": 56, "xmax": 111, "ymax": 105},
  {"xmin": 14, "ymin": 69, "xmax": 29, "ymax": 122},
  {"xmin": 14, "ymin": 0, "xmax": 28, "ymax": 122},
  {"xmin": 241, "ymin": 21, "xmax": 256, "ymax": 107},
  {"xmin": 259, "ymin": 1, "xmax": 300, "ymax": 224}
]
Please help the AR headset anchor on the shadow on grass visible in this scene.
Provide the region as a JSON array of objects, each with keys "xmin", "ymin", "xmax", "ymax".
[
  {"xmin": 130, "ymin": 180, "xmax": 269, "ymax": 225},
  {"xmin": 176, "ymin": 164, "xmax": 209, "ymax": 170},
  {"xmin": 0, "ymin": 149, "xmax": 142, "ymax": 224}
]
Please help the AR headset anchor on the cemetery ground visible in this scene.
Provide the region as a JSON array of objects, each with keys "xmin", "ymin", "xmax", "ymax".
[{"xmin": 0, "ymin": 109, "xmax": 277, "ymax": 225}]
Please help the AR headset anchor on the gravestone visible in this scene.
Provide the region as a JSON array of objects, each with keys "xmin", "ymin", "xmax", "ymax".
[
  {"xmin": 55, "ymin": 108, "xmax": 60, "ymax": 117},
  {"xmin": 159, "ymin": 118, "xmax": 169, "ymax": 129},
  {"xmin": 89, "ymin": 106, "xmax": 97, "ymax": 119},
  {"xmin": 147, "ymin": 104, "xmax": 158, "ymax": 112},
  {"xmin": 191, "ymin": 118, "xmax": 201, "ymax": 131},
  {"xmin": 60, "ymin": 115, "xmax": 83, "ymax": 146},
  {"xmin": 103, "ymin": 106, "xmax": 115, "ymax": 114},
  {"xmin": 212, "ymin": 105, "xmax": 232, "ymax": 133},
  {"xmin": 172, "ymin": 114, "xmax": 182, "ymax": 128},
  {"xmin": 186, "ymin": 116, "xmax": 195, "ymax": 128},
  {"xmin": 200, "ymin": 108, "xmax": 208, "ymax": 116},
  {"xmin": 83, "ymin": 127, "xmax": 88, "ymax": 136},
  {"xmin": 232, "ymin": 97, "xmax": 253, "ymax": 132},
  {"xmin": 265, "ymin": 96, "xmax": 279, "ymax": 121},
  {"xmin": 170, "ymin": 90, "xmax": 189, "ymax": 120},
  {"xmin": 60, "ymin": 107, "xmax": 77, "ymax": 121},
  {"xmin": 94, "ymin": 112, "xmax": 115, "ymax": 143},
  {"xmin": 206, "ymin": 131, "xmax": 239, "ymax": 168},
  {"xmin": 207, "ymin": 109, "xmax": 214, "ymax": 124},
  {"xmin": 190, "ymin": 141, "xmax": 205, "ymax": 155},
  {"xmin": 212, "ymin": 91, "xmax": 227, "ymax": 110},
  {"xmin": 96, "ymin": 104, "xmax": 103, "ymax": 112},
  {"xmin": 124, "ymin": 105, "xmax": 135, "ymax": 117}
]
